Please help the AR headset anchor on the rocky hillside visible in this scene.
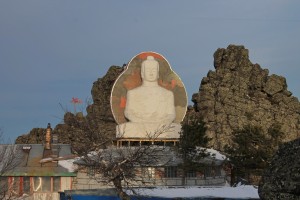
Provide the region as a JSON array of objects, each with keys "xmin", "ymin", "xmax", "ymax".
[{"xmin": 192, "ymin": 45, "xmax": 300, "ymax": 150}]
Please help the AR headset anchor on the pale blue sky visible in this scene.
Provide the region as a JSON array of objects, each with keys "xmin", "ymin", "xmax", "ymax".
[{"xmin": 1, "ymin": 0, "xmax": 299, "ymax": 141}]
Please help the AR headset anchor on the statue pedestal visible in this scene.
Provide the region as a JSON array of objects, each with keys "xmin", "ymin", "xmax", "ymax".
[{"xmin": 116, "ymin": 122, "xmax": 181, "ymax": 139}]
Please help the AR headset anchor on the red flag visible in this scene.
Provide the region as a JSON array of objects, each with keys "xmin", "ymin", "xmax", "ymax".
[{"xmin": 71, "ymin": 97, "xmax": 82, "ymax": 104}]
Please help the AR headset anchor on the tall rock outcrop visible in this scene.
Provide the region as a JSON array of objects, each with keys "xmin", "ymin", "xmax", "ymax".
[{"xmin": 192, "ymin": 45, "xmax": 300, "ymax": 150}]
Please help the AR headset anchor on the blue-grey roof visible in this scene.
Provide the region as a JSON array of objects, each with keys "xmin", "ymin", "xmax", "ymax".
[{"xmin": 0, "ymin": 144, "xmax": 76, "ymax": 177}]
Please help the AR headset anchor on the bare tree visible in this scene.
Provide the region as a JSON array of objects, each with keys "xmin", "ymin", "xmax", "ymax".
[
  {"xmin": 77, "ymin": 144, "xmax": 171, "ymax": 200},
  {"xmin": 62, "ymin": 112, "xmax": 174, "ymax": 199},
  {"xmin": 0, "ymin": 129, "xmax": 23, "ymax": 200}
]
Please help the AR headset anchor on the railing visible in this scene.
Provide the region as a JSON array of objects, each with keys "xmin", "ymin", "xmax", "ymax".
[
  {"xmin": 160, "ymin": 176, "xmax": 226, "ymax": 186},
  {"xmin": 73, "ymin": 175, "xmax": 227, "ymax": 189},
  {"xmin": 33, "ymin": 192, "xmax": 59, "ymax": 200}
]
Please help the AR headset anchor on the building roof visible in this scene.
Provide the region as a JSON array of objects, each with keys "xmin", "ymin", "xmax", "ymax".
[
  {"xmin": 0, "ymin": 144, "xmax": 76, "ymax": 177},
  {"xmin": 73, "ymin": 146, "xmax": 225, "ymax": 167}
]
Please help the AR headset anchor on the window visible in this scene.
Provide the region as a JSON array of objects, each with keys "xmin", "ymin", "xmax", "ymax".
[
  {"xmin": 53, "ymin": 177, "xmax": 61, "ymax": 191},
  {"xmin": 204, "ymin": 166, "xmax": 222, "ymax": 178},
  {"xmin": 164, "ymin": 166, "xmax": 177, "ymax": 178},
  {"xmin": 33, "ymin": 177, "xmax": 42, "ymax": 192},
  {"xmin": 186, "ymin": 171, "xmax": 196, "ymax": 178},
  {"xmin": 87, "ymin": 167, "xmax": 96, "ymax": 177},
  {"xmin": 142, "ymin": 167, "xmax": 155, "ymax": 179},
  {"xmin": 11, "ymin": 177, "xmax": 20, "ymax": 196},
  {"xmin": 3, "ymin": 176, "xmax": 61, "ymax": 195},
  {"xmin": 33, "ymin": 177, "xmax": 61, "ymax": 192},
  {"xmin": 23, "ymin": 177, "xmax": 30, "ymax": 194},
  {"xmin": 215, "ymin": 166, "xmax": 221, "ymax": 176},
  {"xmin": 0, "ymin": 177, "xmax": 8, "ymax": 193},
  {"xmin": 42, "ymin": 177, "xmax": 51, "ymax": 192}
]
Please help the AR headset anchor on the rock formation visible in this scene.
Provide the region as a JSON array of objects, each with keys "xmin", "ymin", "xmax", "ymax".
[
  {"xmin": 16, "ymin": 45, "xmax": 300, "ymax": 154},
  {"xmin": 15, "ymin": 128, "xmax": 47, "ymax": 144},
  {"xmin": 258, "ymin": 138, "xmax": 300, "ymax": 199},
  {"xmin": 16, "ymin": 66, "xmax": 124, "ymax": 152},
  {"xmin": 192, "ymin": 45, "xmax": 300, "ymax": 150}
]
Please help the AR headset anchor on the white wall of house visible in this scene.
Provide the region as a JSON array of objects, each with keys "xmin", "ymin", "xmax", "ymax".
[
  {"xmin": 72, "ymin": 166, "xmax": 227, "ymax": 190},
  {"xmin": 72, "ymin": 172, "xmax": 113, "ymax": 190},
  {"xmin": 61, "ymin": 177, "xmax": 72, "ymax": 191}
]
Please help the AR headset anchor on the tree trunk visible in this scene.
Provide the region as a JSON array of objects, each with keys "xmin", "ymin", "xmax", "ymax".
[
  {"xmin": 230, "ymin": 167, "xmax": 235, "ymax": 186},
  {"xmin": 181, "ymin": 168, "xmax": 186, "ymax": 186},
  {"xmin": 113, "ymin": 178, "xmax": 131, "ymax": 200}
]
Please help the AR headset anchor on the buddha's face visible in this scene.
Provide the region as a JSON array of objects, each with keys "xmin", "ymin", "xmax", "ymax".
[{"xmin": 143, "ymin": 63, "xmax": 159, "ymax": 82}]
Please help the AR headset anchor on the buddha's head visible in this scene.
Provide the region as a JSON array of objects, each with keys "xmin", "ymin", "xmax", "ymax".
[{"xmin": 141, "ymin": 56, "xmax": 159, "ymax": 82}]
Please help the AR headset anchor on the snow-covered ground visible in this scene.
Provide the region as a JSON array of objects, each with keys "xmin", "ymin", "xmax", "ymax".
[{"xmin": 130, "ymin": 185, "xmax": 259, "ymax": 199}]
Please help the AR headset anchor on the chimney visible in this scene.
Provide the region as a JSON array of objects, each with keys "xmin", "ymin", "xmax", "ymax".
[{"xmin": 45, "ymin": 123, "xmax": 52, "ymax": 150}]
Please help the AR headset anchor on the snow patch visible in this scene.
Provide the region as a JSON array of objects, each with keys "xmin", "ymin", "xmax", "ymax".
[
  {"xmin": 130, "ymin": 185, "xmax": 259, "ymax": 199},
  {"xmin": 58, "ymin": 158, "xmax": 78, "ymax": 172},
  {"xmin": 205, "ymin": 148, "xmax": 226, "ymax": 160}
]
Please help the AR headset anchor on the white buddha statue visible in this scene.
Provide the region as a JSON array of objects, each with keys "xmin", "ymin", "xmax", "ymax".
[{"xmin": 117, "ymin": 56, "xmax": 181, "ymax": 139}]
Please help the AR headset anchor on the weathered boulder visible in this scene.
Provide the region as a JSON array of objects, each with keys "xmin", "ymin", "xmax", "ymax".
[
  {"xmin": 192, "ymin": 45, "xmax": 300, "ymax": 150},
  {"xmin": 258, "ymin": 138, "xmax": 300, "ymax": 199},
  {"xmin": 263, "ymin": 74, "xmax": 287, "ymax": 96}
]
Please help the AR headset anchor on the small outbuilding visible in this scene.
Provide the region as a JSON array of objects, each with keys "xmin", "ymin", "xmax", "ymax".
[{"xmin": 0, "ymin": 124, "xmax": 76, "ymax": 200}]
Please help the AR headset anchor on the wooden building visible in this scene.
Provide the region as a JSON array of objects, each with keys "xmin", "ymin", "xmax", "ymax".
[{"xmin": 0, "ymin": 124, "xmax": 76, "ymax": 200}]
